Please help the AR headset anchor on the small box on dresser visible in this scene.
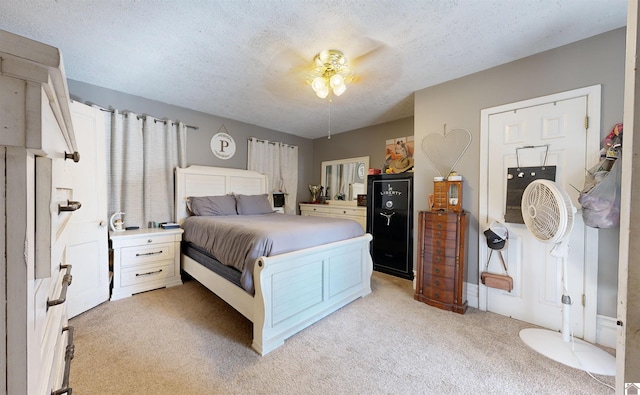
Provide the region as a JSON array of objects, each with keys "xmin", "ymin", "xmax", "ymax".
[
  {"xmin": 109, "ymin": 227, "xmax": 184, "ymax": 300},
  {"xmin": 414, "ymin": 211, "xmax": 468, "ymax": 314}
]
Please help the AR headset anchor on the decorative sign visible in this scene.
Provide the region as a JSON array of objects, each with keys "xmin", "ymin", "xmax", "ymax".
[{"xmin": 210, "ymin": 125, "xmax": 235, "ymax": 160}]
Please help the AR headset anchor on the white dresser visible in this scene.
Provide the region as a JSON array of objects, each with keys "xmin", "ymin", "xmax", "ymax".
[
  {"xmin": 1, "ymin": 30, "xmax": 79, "ymax": 394},
  {"xmin": 110, "ymin": 228, "xmax": 184, "ymax": 301},
  {"xmin": 299, "ymin": 203, "xmax": 367, "ymax": 231}
]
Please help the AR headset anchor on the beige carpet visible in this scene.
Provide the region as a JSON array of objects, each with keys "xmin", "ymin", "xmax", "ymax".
[{"xmin": 70, "ymin": 272, "xmax": 615, "ymax": 394}]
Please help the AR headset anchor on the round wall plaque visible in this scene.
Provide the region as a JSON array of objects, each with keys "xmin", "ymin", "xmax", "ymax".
[{"xmin": 210, "ymin": 132, "xmax": 236, "ymax": 160}]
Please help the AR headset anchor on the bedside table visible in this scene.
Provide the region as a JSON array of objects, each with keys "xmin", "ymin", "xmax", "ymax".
[{"xmin": 109, "ymin": 227, "xmax": 184, "ymax": 301}]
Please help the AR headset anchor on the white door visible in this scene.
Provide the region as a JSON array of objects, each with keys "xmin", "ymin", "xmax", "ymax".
[
  {"xmin": 66, "ymin": 101, "xmax": 109, "ymax": 318},
  {"xmin": 479, "ymin": 86, "xmax": 601, "ymax": 340}
]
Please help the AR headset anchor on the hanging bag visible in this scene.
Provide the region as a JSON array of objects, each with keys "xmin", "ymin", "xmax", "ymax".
[
  {"xmin": 481, "ymin": 223, "xmax": 513, "ymax": 292},
  {"xmin": 578, "ymin": 130, "xmax": 622, "ymax": 229}
]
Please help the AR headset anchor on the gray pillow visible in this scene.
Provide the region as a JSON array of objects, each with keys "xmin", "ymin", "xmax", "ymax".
[
  {"xmin": 235, "ymin": 194, "xmax": 274, "ymax": 215},
  {"xmin": 188, "ymin": 195, "xmax": 237, "ymax": 216}
]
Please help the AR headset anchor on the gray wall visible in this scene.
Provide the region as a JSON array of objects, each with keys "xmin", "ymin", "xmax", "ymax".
[
  {"xmin": 413, "ymin": 28, "xmax": 625, "ymax": 317},
  {"xmin": 310, "ymin": 117, "xmax": 415, "ymax": 186},
  {"xmin": 68, "ymin": 80, "xmax": 314, "ymax": 212}
]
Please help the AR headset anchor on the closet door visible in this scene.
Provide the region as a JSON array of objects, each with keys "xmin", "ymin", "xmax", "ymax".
[{"xmin": 66, "ymin": 102, "xmax": 109, "ymax": 317}]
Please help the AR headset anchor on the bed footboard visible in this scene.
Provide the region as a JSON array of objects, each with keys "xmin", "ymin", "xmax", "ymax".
[{"xmin": 252, "ymin": 233, "xmax": 373, "ymax": 355}]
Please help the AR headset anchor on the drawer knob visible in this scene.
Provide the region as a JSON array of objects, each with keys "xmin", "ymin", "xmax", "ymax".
[
  {"xmin": 148, "ymin": 239, "xmax": 153, "ymax": 243},
  {"xmin": 435, "ymin": 268, "xmax": 441, "ymax": 274},
  {"xmin": 435, "ymin": 249, "xmax": 441, "ymax": 255},
  {"xmin": 64, "ymin": 151, "xmax": 80, "ymax": 163},
  {"xmin": 436, "ymin": 231, "xmax": 441, "ymax": 237},
  {"xmin": 435, "ymin": 257, "xmax": 440, "ymax": 263},
  {"xmin": 435, "ymin": 279, "xmax": 440, "ymax": 286},
  {"xmin": 437, "ymin": 223, "xmax": 442, "ymax": 229},
  {"xmin": 434, "ymin": 292, "xmax": 440, "ymax": 298}
]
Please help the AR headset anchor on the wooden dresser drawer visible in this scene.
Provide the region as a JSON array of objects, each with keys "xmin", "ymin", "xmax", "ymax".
[
  {"xmin": 422, "ymin": 238, "xmax": 459, "ymax": 256},
  {"xmin": 120, "ymin": 261, "xmax": 176, "ymax": 287},
  {"xmin": 121, "ymin": 242, "xmax": 174, "ymax": 267},
  {"xmin": 422, "ymin": 215, "xmax": 458, "ymax": 229},
  {"xmin": 422, "ymin": 281, "xmax": 454, "ymax": 303},
  {"xmin": 422, "ymin": 254, "xmax": 456, "ymax": 277},
  {"xmin": 423, "ymin": 274, "xmax": 454, "ymax": 292}
]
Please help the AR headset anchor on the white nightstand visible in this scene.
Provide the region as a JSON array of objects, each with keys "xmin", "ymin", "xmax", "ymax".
[{"xmin": 109, "ymin": 227, "xmax": 184, "ymax": 301}]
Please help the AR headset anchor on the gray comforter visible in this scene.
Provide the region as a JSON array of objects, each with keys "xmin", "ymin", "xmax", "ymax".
[{"xmin": 182, "ymin": 213, "xmax": 364, "ymax": 294}]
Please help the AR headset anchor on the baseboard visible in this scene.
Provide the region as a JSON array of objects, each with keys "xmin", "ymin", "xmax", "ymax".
[
  {"xmin": 465, "ymin": 281, "xmax": 617, "ymax": 347},
  {"xmin": 465, "ymin": 281, "xmax": 479, "ymax": 309},
  {"xmin": 596, "ymin": 314, "xmax": 617, "ymax": 348}
]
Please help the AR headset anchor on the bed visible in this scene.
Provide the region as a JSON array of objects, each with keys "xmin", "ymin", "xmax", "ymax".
[{"xmin": 174, "ymin": 165, "xmax": 373, "ymax": 355}]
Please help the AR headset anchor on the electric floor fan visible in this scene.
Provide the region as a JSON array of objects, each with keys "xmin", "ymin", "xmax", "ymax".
[{"xmin": 519, "ymin": 179, "xmax": 615, "ymax": 376}]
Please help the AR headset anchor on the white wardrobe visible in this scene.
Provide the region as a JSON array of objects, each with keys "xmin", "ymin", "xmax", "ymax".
[{"xmin": 1, "ymin": 30, "xmax": 81, "ymax": 394}]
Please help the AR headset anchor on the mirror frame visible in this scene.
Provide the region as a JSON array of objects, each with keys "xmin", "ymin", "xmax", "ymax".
[{"xmin": 321, "ymin": 156, "xmax": 369, "ymax": 204}]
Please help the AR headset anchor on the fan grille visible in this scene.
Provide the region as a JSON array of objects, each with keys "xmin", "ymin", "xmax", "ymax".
[{"xmin": 521, "ymin": 180, "xmax": 572, "ymax": 244}]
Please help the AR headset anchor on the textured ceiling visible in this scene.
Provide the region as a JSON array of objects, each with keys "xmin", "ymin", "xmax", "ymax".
[{"xmin": 0, "ymin": 1, "xmax": 627, "ymax": 139}]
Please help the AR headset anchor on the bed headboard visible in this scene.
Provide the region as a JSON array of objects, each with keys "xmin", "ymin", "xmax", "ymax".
[{"xmin": 174, "ymin": 166, "xmax": 268, "ymax": 224}]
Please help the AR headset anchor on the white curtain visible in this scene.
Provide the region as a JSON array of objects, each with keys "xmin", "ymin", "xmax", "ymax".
[
  {"xmin": 106, "ymin": 110, "xmax": 187, "ymax": 228},
  {"xmin": 247, "ymin": 138, "xmax": 298, "ymax": 215}
]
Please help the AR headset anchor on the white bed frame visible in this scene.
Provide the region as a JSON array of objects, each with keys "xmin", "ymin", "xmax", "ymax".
[{"xmin": 175, "ymin": 165, "xmax": 373, "ymax": 355}]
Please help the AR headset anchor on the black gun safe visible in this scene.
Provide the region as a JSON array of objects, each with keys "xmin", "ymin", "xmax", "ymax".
[{"xmin": 367, "ymin": 173, "xmax": 413, "ymax": 280}]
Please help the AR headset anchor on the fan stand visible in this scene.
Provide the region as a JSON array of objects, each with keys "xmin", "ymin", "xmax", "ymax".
[{"xmin": 519, "ymin": 257, "xmax": 616, "ymax": 376}]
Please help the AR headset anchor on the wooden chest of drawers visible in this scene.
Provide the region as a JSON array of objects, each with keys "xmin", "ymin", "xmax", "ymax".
[{"xmin": 414, "ymin": 211, "xmax": 467, "ymax": 314}]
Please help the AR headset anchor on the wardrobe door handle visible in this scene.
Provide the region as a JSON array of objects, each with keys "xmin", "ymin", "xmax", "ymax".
[
  {"xmin": 58, "ymin": 200, "xmax": 82, "ymax": 214},
  {"xmin": 52, "ymin": 326, "xmax": 74, "ymax": 395},
  {"xmin": 47, "ymin": 264, "xmax": 72, "ymax": 310}
]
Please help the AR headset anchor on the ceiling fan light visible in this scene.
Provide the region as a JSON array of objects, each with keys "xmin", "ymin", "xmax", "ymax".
[
  {"xmin": 316, "ymin": 86, "xmax": 329, "ymax": 98},
  {"xmin": 332, "ymin": 83, "xmax": 346, "ymax": 96},
  {"xmin": 311, "ymin": 77, "xmax": 327, "ymax": 92},
  {"xmin": 329, "ymin": 74, "xmax": 344, "ymax": 89}
]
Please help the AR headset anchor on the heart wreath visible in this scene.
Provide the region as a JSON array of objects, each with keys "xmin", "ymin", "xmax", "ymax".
[{"xmin": 421, "ymin": 127, "xmax": 472, "ymax": 177}]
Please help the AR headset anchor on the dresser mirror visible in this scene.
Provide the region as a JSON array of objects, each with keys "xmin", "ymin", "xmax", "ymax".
[{"xmin": 321, "ymin": 156, "xmax": 369, "ymax": 203}]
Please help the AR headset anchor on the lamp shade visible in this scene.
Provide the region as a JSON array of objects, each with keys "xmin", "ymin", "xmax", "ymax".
[
  {"xmin": 315, "ymin": 86, "xmax": 329, "ymax": 98},
  {"xmin": 329, "ymin": 74, "xmax": 344, "ymax": 89},
  {"xmin": 311, "ymin": 77, "xmax": 327, "ymax": 92},
  {"xmin": 332, "ymin": 82, "xmax": 346, "ymax": 96}
]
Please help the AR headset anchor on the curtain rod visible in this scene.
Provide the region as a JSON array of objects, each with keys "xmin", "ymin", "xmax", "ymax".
[
  {"xmin": 97, "ymin": 107, "xmax": 199, "ymax": 130},
  {"xmin": 248, "ymin": 137, "xmax": 297, "ymax": 149}
]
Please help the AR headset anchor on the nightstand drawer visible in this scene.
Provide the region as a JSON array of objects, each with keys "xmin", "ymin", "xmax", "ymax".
[
  {"xmin": 121, "ymin": 243, "xmax": 174, "ymax": 267},
  {"xmin": 121, "ymin": 261, "xmax": 175, "ymax": 287},
  {"xmin": 112, "ymin": 233, "xmax": 178, "ymax": 248}
]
